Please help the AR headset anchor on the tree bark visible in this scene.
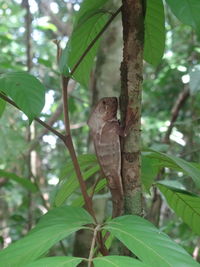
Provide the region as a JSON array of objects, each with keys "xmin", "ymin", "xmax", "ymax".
[{"xmin": 120, "ymin": 0, "xmax": 144, "ymax": 216}]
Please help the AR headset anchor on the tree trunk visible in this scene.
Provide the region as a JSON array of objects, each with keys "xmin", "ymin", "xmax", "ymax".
[{"xmin": 120, "ymin": 0, "xmax": 144, "ymax": 216}]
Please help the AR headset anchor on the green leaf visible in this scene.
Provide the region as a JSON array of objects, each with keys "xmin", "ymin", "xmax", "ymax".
[
  {"xmin": 144, "ymin": 0, "xmax": 165, "ymax": 66},
  {"xmin": 55, "ymin": 165, "xmax": 100, "ymax": 207},
  {"xmin": 0, "ymin": 97, "xmax": 6, "ymax": 117},
  {"xmin": 104, "ymin": 216, "xmax": 199, "ymax": 267},
  {"xmin": 144, "ymin": 150, "xmax": 200, "ymax": 188},
  {"xmin": 157, "ymin": 182, "xmax": 200, "ymax": 235},
  {"xmin": 59, "ymin": 154, "xmax": 98, "ymax": 180},
  {"xmin": 0, "ymin": 72, "xmax": 45, "ymax": 122},
  {"xmin": 74, "ymin": 0, "xmax": 108, "ymax": 28},
  {"xmin": 93, "ymin": 256, "xmax": 148, "ymax": 267},
  {"xmin": 141, "ymin": 156, "xmax": 159, "ymax": 192},
  {"xmin": 36, "ymin": 23, "xmax": 57, "ymax": 32},
  {"xmin": 37, "ymin": 58, "xmax": 52, "ymax": 68},
  {"xmin": 158, "ymin": 179, "xmax": 186, "ymax": 190},
  {"xmin": 59, "ymin": 0, "xmax": 110, "ymax": 87},
  {"xmin": 71, "ymin": 178, "xmax": 107, "ymax": 207},
  {"xmin": 166, "ymin": 0, "xmax": 200, "ymax": 34},
  {"xmin": 0, "ymin": 169, "xmax": 37, "ymax": 192},
  {"xmin": 24, "ymin": 256, "xmax": 83, "ymax": 267},
  {"xmin": 0, "ymin": 207, "xmax": 93, "ymax": 267}
]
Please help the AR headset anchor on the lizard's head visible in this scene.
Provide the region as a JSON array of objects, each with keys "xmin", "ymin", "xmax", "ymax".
[
  {"xmin": 87, "ymin": 97, "xmax": 118, "ymax": 130},
  {"xmin": 98, "ymin": 97, "xmax": 118, "ymax": 120}
]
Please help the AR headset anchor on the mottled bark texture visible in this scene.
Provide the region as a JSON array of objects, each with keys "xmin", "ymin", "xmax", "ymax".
[{"xmin": 120, "ymin": 0, "xmax": 144, "ymax": 216}]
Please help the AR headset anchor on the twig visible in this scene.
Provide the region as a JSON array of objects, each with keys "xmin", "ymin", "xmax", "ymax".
[
  {"xmin": 89, "ymin": 176, "xmax": 102, "ymax": 199},
  {"xmin": 35, "ymin": 117, "xmax": 65, "ymax": 140},
  {"xmin": 0, "ymin": 92, "xmax": 65, "ymax": 142},
  {"xmin": 27, "ymin": 102, "xmax": 63, "ymax": 153},
  {"xmin": 148, "ymin": 85, "xmax": 190, "ymax": 226},
  {"xmin": 31, "ymin": 175, "xmax": 50, "ymax": 210},
  {"xmin": 62, "ymin": 76, "xmax": 96, "ymax": 221},
  {"xmin": 88, "ymin": 225, "xmax": 101, "ymax": 267},
  {"xmin": 163, "ymin": 85, "xmax": 190, "ymax": 144},
  {"xmin": 40, "ymin": 0, "xmax": 71, "ymax": 36},
  {"xmin": 22, "ymin": 0, "xmax": 33, "ymax": 231},
  {"xmin": 60, "ymin": 6, "xmax": 122, "ymax": 221},
  {"xmin": 0, "ymin": 5, "xmax": 123, "ymax": 224}
]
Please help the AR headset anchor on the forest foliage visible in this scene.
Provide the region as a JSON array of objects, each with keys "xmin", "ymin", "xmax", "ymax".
[{"xmin": 0, "ymin": 0, "xmax": 200, "ymax": 266}]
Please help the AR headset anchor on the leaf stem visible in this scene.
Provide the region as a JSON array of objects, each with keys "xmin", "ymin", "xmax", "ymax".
[
  {"xmin": 61, "ymin": 76, "xmax": 97, "ymax": 221},
  {"xmin": 88, "ymin": 224, "xmax": 101, "ymax": 267},
  {"xmin": 0, "ymin": 5, "xmax": 123, "ymax": 226},
  {"xmin": 60, "ymin": 6, "xmax": 122, "ymax": 222},
  {"xmin": 0, "ymin": 92, "xmax": 65, "ymax": 141}
]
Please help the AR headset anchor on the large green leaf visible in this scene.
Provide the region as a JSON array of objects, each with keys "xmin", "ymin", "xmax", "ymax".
[
  {"xmin": 55, "ymin": 165, "xmax": 100, "ymax": 207},
  {"xmin": 24, "ymin": 256, "xmax": 83, "ymax": 267},
  {"xmin": 74, "ymin": 0, "xmax": 108, "ymax": 28},
  {"xmin": 59, "ymin": 154, "xmax": 98, "ymax": 180},
  {"xmin": 0, "ymin": 169, "xmax": 37, "ymax": 192},
  {"xmin": 0, "ymin": 72, "xmax": 45, "ymax": 122},
  {"xmin": 59, "ymin": 0, "xmax": 110, "ymax": 87},
  {"xmin": 144, "ymin": 150, "xmax": 200, "ymax": 188},
  {"xmin": 141, "ymin": 156, "xmax": 159, "ymax": 192},
  {"xmin": 93, "ymin": 256, "xmax": 148, "ymax": 267},
  {"xmin": 71, "ymin": 178, "xmax": 107, "ymax": 207},
  {"xmin": 0, "ymin": 207, "xmax": 93, "ymax": 267},
  {"xmin": 55, "ymin": 154, "xmax": 100, "ymax": 207},
  {"xmin": 166, "ymin": 0, "xmax": 200, "ymax": 34},
  {"xmin": 144, "ymin": 0, "xmax": 165, "ymax": 66},
  {"xmin": 157, "ymin": 182, "xmax": 200, "ymax": 235},
  {"xmin": 0, "ymin": 97, "xmax": 6, "ymax": 117},
  {"xmin": 103, "ymin": 216, "xmax": 199, "ymax": 267}
]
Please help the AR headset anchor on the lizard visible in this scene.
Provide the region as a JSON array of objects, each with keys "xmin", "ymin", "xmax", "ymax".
[{"xmin": 88, "ymin": 97, "xmax": 124, "ymax": 217}]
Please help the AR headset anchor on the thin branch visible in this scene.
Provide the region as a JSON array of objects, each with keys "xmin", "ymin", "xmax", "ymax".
[
  {"xmin": 40, "ymin": 0, "xmax": 71, "ymax": 36},
  {"xmin": 88, "ymin": 225, "xmax": 101, "ymax": 267},
  {"xmin": 22, "ymin": 0, "xmax": 33, "ymax": 231},
  {"xmin": 0, "ymin": 5, "xmax": 122, "ymax": 225},
  {"xmin": 22, "ymin": 0, "xmax": 32, "ymax": 71},
  {"xmin": 25, "ymin": 81, "xmax": 78, "ymax": 153},
  {"xmin": 27, "ymin": 102, "xmax": 63, "ymax": 153},
  {"xmin": 60, "ymin": 6, "xmax": 122, "ymax": 221},
  {"xmin": 89, "ymin": 176, "xmax": 102, "ymax": 199},
  {"xmin": 163, "ymin": 85, "xmax": 190, "ymax": 144},
  {"xmin": 181, "ymin": 147, "xmax": 200, "ymax": 157},
  {"xmin": 31, "ymin": 175, "xmax": 50, "ymax": 210},
  {"xmin": 62, "ymin": 76, "xmax": 96, "ymax": 221},
  {"xmin": 0, "ymin": 92, "xmax": 65, "ymax": 141},
  {"xmin": 34, "ymin": 118, "xmax": 65, "ymax": 140},
  {"xmin": 148, "ymin": 85, "xmax": 190, "ymax": 226}
]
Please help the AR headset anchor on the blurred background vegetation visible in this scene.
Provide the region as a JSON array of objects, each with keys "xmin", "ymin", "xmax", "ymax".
[{"xmin": 0, "ymin": 0, "xmax": 200, "ymax": 259}]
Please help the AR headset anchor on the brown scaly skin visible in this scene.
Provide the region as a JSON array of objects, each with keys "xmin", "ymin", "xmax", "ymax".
[{"xmin": 88, "ymin": 97, "xmax": 124, "ymax": 217}]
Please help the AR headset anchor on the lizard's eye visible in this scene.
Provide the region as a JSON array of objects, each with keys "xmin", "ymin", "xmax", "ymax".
[{"xmin": 102, "ymin": 100, "xmax": 106, "ymax": 105}]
